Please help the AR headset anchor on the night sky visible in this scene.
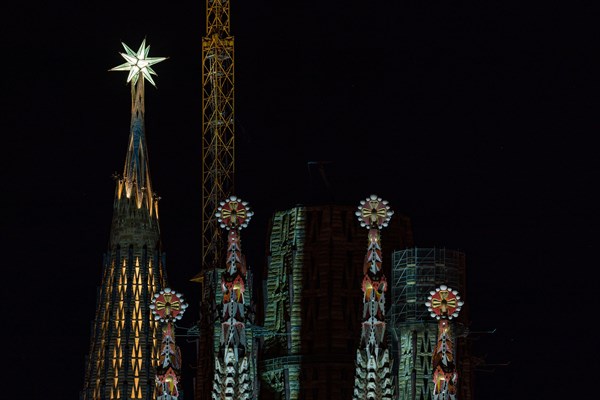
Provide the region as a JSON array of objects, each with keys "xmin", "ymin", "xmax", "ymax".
[{"xmin": 3, "ymin": 1, "xmax": 596, "ymax": 399}]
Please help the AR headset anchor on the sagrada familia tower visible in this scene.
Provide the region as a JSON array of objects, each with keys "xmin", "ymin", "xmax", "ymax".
[
  {"xmin": 80, "ymin": 3, "xmax": 474, "ymax": 399},
  {"xmin": 352, "ymin": 195, "xmax": 394, "ymax": 400},
  {"xmin": 80, "ymin": 40, "xmax": 172, "ymax": 399}
]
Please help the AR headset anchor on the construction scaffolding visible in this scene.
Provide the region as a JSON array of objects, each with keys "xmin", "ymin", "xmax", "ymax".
[
  {"xmin": 390, "ymin": 248, "xmax": 471, "ymax": 400},
  {"xmin": 391, "ymin": 248, "xmax": 465, "ymax": 324}
]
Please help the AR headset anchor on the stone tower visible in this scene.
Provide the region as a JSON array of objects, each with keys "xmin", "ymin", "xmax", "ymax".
[{"xmin": 81, "ymin": 40, "xmax": 169, "ymax": 400}]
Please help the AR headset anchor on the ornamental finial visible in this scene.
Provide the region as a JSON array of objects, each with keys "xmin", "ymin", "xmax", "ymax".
[
  {"xmin": 110, "ymin": 38, "xmax": 167, "ymax": 86},
  {"xmin": 216, "ymin": 195, "xmax": 254, "ymax": 231},
  {"xmin": 150, "ymin": 288, "xmax": 188, "ymax": 323},
  {"xmin": 355, "ymin": 194, "xmax": 394, "ymax": 230},
  {"xmin": 425, "ymin": 285, "xmax": 465, "ymax": 320}
]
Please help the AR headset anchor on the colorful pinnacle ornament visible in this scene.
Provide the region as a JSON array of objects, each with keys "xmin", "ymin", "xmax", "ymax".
[
  {"xmin": 355, "ymin": 194, "xmax": 394, "ymax": 229},
  {"xmin": 425, "ymin": 284, "xmax": 464, "ymax": 320},
  {"xmin": 216, "ymin": 195, "xmax": 254, "ymax": 230},
  {"xmin": 150, "ymin": 288, "xmax": 189, "ymax": 323}
]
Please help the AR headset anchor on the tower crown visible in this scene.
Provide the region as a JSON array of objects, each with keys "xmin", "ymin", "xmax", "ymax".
[{"xmin": 110, "ymin": 39, "xmax": 167, "ymax": 219}]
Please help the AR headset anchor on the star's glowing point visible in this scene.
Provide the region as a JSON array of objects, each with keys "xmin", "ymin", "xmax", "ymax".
[{"xmin": 110, "ymin": 38, "xmax": 167, "ymax": 87}]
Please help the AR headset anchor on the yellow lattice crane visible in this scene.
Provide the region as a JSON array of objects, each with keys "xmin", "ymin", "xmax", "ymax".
[
  {"xmin": 201, "ymin": 0, "xmax": 235, "ymax": 273},
  {"xmin": 192, "ymin": 1, "xmax": 235, "ymax": 398}
]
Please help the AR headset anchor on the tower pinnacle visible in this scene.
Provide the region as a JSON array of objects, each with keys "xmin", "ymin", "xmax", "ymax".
[
  {"xmin": 110, "ymin": 38, "xmax": 167, "ymax": 87},
  {"xmin": 110, "ymin": 39, "xmax": 167, "ymax": 220}
]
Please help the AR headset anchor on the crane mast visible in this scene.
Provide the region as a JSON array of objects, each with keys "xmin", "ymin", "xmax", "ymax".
[
  {"xmin": 202, "ymin": 0, "xmax": 235, "ymax": 272},
  {"xmin": 194, "ymin": 1, "xmax": 235, "ymax": 399}
]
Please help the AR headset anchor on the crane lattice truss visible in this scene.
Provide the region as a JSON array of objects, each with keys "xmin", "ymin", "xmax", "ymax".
[
  {"xmin": 196, "ymin": 2, "xmax": 235, "ymax": 399},
  {"xmin": 202, "ymin": 0, "xmax": 235, "ymax": 271}
]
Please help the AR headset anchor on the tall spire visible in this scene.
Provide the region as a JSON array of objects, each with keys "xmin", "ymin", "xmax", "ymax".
[
  {"xmin": 110, "ymin": 39, "xmax": 167, "ymax": 219},
  {"xmin": 212, "ymin": 196, "xmax": 254, "ymax": 400},
  {"xmin": 353, "ymin": 194, "xmax": 395, "ymax": 400},
  {"xmin": 426, "ymin": 285, "xmax": 465, "ymax": 400},
  {"xmin": 81, "ymin": 39, "xmax": 169, "ymax": 400},
  {"xmin": 151, "ymin": 288, "xmax": 189, "ymax": 399}
]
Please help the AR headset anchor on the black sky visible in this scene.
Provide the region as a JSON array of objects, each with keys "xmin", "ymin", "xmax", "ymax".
[{"xmin": 2, "ymin": 1, "xmax": 597, "ymax": 399}]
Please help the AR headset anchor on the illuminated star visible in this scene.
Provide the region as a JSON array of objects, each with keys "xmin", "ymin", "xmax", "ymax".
[{"xmin": 110, "ymin": 38, "xmax": 166, "ymax": 87}]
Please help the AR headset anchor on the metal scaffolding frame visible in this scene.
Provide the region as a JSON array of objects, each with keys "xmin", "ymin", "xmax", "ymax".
[
  {"xmin": 391, "ymin": 247, "xmax": 465, "ymax": 325},
  {"xmin": 389, "ymin": 247, "xmax": 468, "ymax": 400}
]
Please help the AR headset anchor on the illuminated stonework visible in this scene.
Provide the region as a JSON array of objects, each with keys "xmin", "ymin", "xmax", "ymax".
[
  {"xmin": 81, "ymin": 40, "xmax": 168, "ymax": 400},
  {"xmin": 212, "ymin": 196, "xmax": 254, "ymax": 400},
  {"xmin": 352, "ymin": 195, "xmax": 394, "ymax": 400},
  {"xmin": 425, "ymin": 285, "xmax": 464, "ymax": 400},
  {"xmin": 426, "ymin": 285, "xmax": 463, "ymax": 320},
  {"xmin": 151, "ymin": 288, "xmax": 188, "ymax": 399}
]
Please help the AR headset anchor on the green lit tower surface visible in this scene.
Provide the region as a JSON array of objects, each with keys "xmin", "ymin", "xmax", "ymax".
[
  {"xmin": 390, "ymin": 248, "xmax": 473, "ymax": 400},
  {"xmin": 258, "ymin": 204, "xmax": 414, "ymax": 400},
  {"xmin": 81, "ymin": 40, "xmax": 169, "ymax": 400}
]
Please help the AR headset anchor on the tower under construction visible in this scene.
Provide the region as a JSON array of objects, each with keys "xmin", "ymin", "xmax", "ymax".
[
  {"xmin": 259, "ymin": 203, "xmax": 413, "ymax": 399},
  {"xmin": 390, "ymin": 248, "xmax": 473, "ymax": 400},
  {"xmin": 81, "ymin": 40, "xmax": 169, "ymax": 400}
]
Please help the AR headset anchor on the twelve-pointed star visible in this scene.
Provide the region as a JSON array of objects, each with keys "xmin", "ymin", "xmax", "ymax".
[{"xmin": 110, "ymin": 39, "xmax": 167, "ymax": 87}]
